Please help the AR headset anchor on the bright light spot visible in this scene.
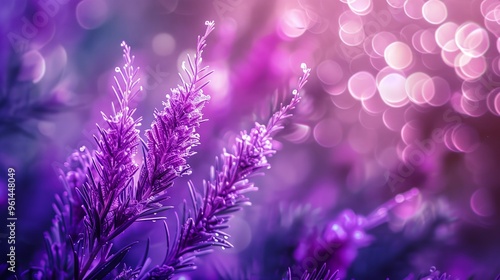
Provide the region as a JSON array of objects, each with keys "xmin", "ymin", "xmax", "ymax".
[
  {"xmin": 401, "ymin": 121, "xmax": 421, "ymax": 145},
  {"xmin": 76, "ymin": 0, "xmax": 109, "ymax": 30},
  {"xmin": 348, "ymin": 0, "xmax": 373, "ymax": 16},
  {"xmin": 404, "ymin": 0, "xmax": 425, "ymax": 20},
  {"xmin": 481, "ymin": 0, "xmax": 499, "ymax": 17},
  {"xmin": 435, "ymin": 22, "xmax": 458, "ymax": 50},
  {"xmin": 152, "ymin": 33, "xmax": 176, "ymax": 56},
  {"xmin": 422, "ymin": 0, "xmax": 447, "ymax": 25},
  {"xmin": 362, "ymin": 93, "xmax": 387, "ymax": 114},
  {"xmin": 452, "ymin": 124, "xmax": 479, "ymax": 153},
  {"xmin": 455, "ymin": 22, "xmax": 490, "ymax": 58},
  {"xmin": 441, "ymin": 45, "xmax": 460, "ymax": 67},
  {"xmin": 372, "ymin": 32, "xmax": 397, "ymax": 57},
  {"xmin": 339, "ymin": 28, "xmax": 365, "ymax": 46},
  {"xmin": 471, "ymin": 188, "xmax": 495, "ymax": 217},
  {"xmin": 486, "ymin": 88, "xmax": 500, "ymax": 115},
  {"xmin": 348, "ymin": 71, "xmax": 377, "ymax": 100},
  {"xmin": 317, "ymin": 60, "xmax": 344, "ymax": 85},
  {"xmin": 384, "ymin": 42, "xmax": 413, "ymax": 70},
  {"xmin": 379, "ymin": 73, "xmax": 408, "ymax": 107},
  {"xmin": 387, "ymin": 0, "xmax": 405, "ymax": 8},
  {"xmin": 426, "ymin": 77, "xmax": 451, "ymax": 106},
  {"xmin": 339, "ymin": 10, "xmax": 364, "ymax": 34},
  {"xmin": 338, "ymin": 11, "xmax": 365, "ymax": 46},
  {"xmin": 420, "ymin": 29, "xmax": 439, "ymax": 53},
  {"xmin": 460, "ymin": 95, "xmax": 487, "ymax": 117},
  {"xmin": 494, "ymin": 92, "xmax": 500, "ymax": 115},
  {"xmin": 313, "ymin": 119, "xmax": 343, "ymax": 147},
  {"xmin": 455, "ymin": 54, "xmax": 487, "ymax": 81},
  {"xmin": 280, "ymin": 9, "xmax": 309, "ymax": 38},
  {"xmin": 405, "ymin": 72, "xmax": 431, "ymax": 105},
  {"xmin": 20, "ymin": 50, "xmax": 46, "ymax": 83},
  {"xmin": 395, "ymin": 194, "xmax": 405, "ymax": 203}
]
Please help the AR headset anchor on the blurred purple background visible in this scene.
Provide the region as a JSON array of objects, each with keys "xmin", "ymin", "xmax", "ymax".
[{"xmin": 1, "ymin": 0, "xmax": 500, "ymax": 279}]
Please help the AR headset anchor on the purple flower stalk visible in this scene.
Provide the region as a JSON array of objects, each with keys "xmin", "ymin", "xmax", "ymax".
[
  {"xmin": 26, "ymin": 148, "xmax": 92, "ymax": 279},
  {"xmin": 28, "ymin": 22, "xmax": 215, "ymax": 280},
  {"xmin": 75, "ymin": 41, "xmax": 143, "ymax": 279},
  {"xmin": 292, "ymin": 188, "xmax": 420, "ymax": 276},
  {"xmin": 136, "ymin": 21, "xmax": 214, "ymax": 203},
  {"xmin": 27, "ymin": 21, "xmax": 313, "ymax": 280},
  {"xmin": 145, "ymin": 64, "xmax": 311, "ymax": 278}
]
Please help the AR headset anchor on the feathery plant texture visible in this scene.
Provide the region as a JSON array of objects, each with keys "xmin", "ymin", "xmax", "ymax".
[
  {"xmin": 26, "ymin": 148, "xmax": 93, "ymax": 279},
  {"xmin": 26, "ymin": 20, "xmax": 313, "ymax": 279},
  {"xmin": 144, "ymin": 64, "xmax": 311, "ymax": 278},
  {"xmin": 286, "ymin": 264, "xmax": 339, "ymax": 280},
  {"xmin": 136, "ymin": 20, "xmax": 214, "ymax": 203},
  {"xmin": 27, "ymin": 21, "xmax": 215, "ymax": 279}
]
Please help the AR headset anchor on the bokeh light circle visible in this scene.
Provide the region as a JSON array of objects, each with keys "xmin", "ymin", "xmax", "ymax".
[
  {"xmin": 426, "ymin": 76, "xmax": 451, "ymax": 106},
  {"xmin": 280, "ymin": 9, "xmax": 309, "ymax": 38},
  {"xmin": 384, "ymin": 42, "xmax": 413, "ymax": 70},
  {"xmin": 317, "ymin": 60, "xmax": 344, "ymax": 85},
  {"xmin": 372, "ymin": 32, "xmax": 398, "ymax": 57},
  {"xmin": 404, "ymin": 0, "xmax": 425, "ymax": 20},
  {"xmin": 378, "ymin": 73, "xmax": 409, "ymax": 107},
  {"xmin": 20, "ymin": 50, "xmax": 46, "ymax": 83},
  {"xmin": 451, "ymin": 124, "xmax": 480, "ymax": 153},
  {"xmin": 76, "ymin": 0, "xmax": 109, "ymax": 30},
  {"xmin": 405, "ymin": 72, "xmax": 431, "ymax": 105},
  {"xmin": 470, "ymin": 188, "xmax": 495, "ymax": 217},
  {"xmin": 313, "ymin": 118, "xmax": 343, "ymax": 147},
  {"xmin": 152, "ymin": 33, "xmax": 176, "ymax": 56},
  {"xmin": 455, "ymin": 22, "xmax": 490, "ymax": 58},
  {"xmin": 348, "ymin": 71, "xmax": 377, "ymax": 100},
  {"xmin": 422, "ymin": 0, "xmax": 448, "ymax": 25},
  {"xmin": 347, "ymin": 0, "xmax": 373, "ymax": 16},
  {"xmin": 435, "ymin": 22, "xmax": 458, "ymax": 50}
]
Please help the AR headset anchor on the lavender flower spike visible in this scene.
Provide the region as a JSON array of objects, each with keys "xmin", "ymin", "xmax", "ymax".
[
  {"xmin": 146, "ymin": 64, "xmax": 311, "ymax": 278},
  {"xmin": 25, "ymin": 148, "xmax": 93, "ymax": 279},
  {"xmin": 76, "ymin": 41, "xmax": 143, "ymax": 279},
  {"xmin": 137, "ymin": 21, "xmax": 215, "ymax": 202}
]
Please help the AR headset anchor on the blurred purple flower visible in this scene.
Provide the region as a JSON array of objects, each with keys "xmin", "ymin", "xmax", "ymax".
[
  {"xmin": 286, "ymin": 263, "xmax": 339, "ymax": 280},
  {"xmin": 403, "ymin": 266, "xmax": 457, "ymax": 280},
  {"xmin": 292, "ymin": 188, "xmax": 421, "ymax": 276},
  {"xmin": 24, "ymin": 148, "xmax": 92, "ymax": 279}
]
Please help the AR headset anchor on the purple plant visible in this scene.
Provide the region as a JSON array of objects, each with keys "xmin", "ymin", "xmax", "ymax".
[
  {"xmin": 403, "ymin": 266, "xmax": 457, "ymax": 280},
  {"xmin": 144, "ymin": 64, "xmax": 311, "ymax": 278},
  {"xmin": 286, "ymin": 263, "xmax": 339, "ymax": 280},
  {"xmin": 26, "ymin": 22, "xmax": 215, "ymax": 279},
  {"xmin": 289, "ymin": 188, "xmax": 421, "ymax": 277},
  {"xmin": 136, "ymin": 21, "xmax": 214, "ymax": 202},
  {"xmin": 26, "ymin": 20, "xmax": 311, "ymax": 280},
  {"xmin": 25, "ymin": 148, "xmax": 92, "ymax": 279}
]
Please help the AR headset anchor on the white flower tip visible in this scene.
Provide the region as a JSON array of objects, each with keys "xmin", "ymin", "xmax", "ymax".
[
  {"xmin": 205, "ymin": 20, "xmax": 215, "ymax": 27},
  {"xmin": 114, "ymin": 67, "xmax": 120, "ymax": 73},
  {"xmin": 300, "ymin": 62, "xmax": 307, "ymax": 70},
  {"xmin": 292, "ymin": 89, "xmax": 298, "ymax": 96}
]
